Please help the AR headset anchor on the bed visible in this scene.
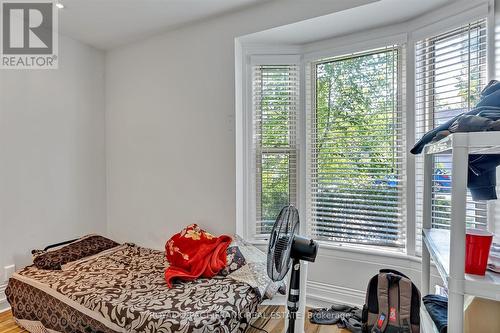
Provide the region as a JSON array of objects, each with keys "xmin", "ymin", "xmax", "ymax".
[{"xmin": 6, "ymin": 238, "xmax": 280, "ymax": 333}]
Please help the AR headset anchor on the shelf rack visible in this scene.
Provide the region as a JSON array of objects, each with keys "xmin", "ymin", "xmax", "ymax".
[{"xmin": 421, "ymin": 132, "xmax": 500, "ymax": 333}]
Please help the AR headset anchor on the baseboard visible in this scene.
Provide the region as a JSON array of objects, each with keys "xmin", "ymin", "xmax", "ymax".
[
  {"xmin": 306, "ymin": 280, "xmax": 365, "ymax": 307},
  {"xmin": 262, "ymin": 280, "xmax": 365, "ymax": 309},
  {"xmin": 0, "ymin": 283, "xmax": 8, "ymax": 312}
]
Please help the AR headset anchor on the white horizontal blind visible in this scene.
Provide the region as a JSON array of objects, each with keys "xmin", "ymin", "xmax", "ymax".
[
  {"xmin": 415, "ymin": 19, "xmax": 488, "ymax": 251},
  {"xmin": 308, "ymin": 46, "xmax": 406, "ymax": 247},
  {"xmin": 253, "ymin": 65, "xmax": 298, "ymax": 236}
]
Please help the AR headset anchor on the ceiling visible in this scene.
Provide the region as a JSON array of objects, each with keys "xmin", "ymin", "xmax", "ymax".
[
  {"xmin": 57, "ymin": 0, "xmax": 271, "ymax": 50},
  {"xmin": 57, "ymin": 0, "xmax": 459, "ymax": 51},
  {"xmin": 239, "ymin": 0, "xmax": 454, "ymax": 45}
]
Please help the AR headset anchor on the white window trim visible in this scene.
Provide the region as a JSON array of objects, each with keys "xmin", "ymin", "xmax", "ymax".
[
  {"xmin": 302, "ymin": 33, "xmax": 408, "ymax": 63},
  {"xmin": 235, "ymin": 0, "xmax": 494, "ymax": 257},
  {"xmin": 238, "ymin": 53, "xmax": 302, "ymax": 242},
  {"xmin": 409, "ymin": 2, "xmax": 490, "ymax": 41}
]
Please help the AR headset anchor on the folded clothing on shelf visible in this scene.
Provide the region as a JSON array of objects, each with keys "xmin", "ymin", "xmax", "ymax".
[{"xmin": 423, "ymin": 295, "xmax": 448, "ymax": 333}]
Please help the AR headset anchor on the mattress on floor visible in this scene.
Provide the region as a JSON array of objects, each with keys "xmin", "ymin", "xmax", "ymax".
[{"xmin": 5, "ymin": 243, "xmax": 262, "ymax": 333}]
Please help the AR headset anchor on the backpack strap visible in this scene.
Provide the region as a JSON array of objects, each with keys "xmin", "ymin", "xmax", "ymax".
[
  {"xmin": 387, "ymin": 273, "xmax": 400, "ymax": 327},
  {"xmin": 398, "ymin": 277, "xmax": 412, "ymax": 330},
  {"xmin": 372, "ymin": 273, "xmax": 389, "ymax": 332}
]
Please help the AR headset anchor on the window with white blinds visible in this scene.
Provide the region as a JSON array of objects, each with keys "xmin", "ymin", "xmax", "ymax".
[
  {"xmin": 252, "ymin": 64, "xmax": 298, "ymax": 236},
  {"xmin": 308, "ymin": 47, "xmax": 406, "ymax": 248},
  {"xmin": 415, "ymin": 19, "xmax": 488, "ymax": 251}
]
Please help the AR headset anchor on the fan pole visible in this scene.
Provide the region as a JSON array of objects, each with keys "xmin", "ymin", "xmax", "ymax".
[{"xmin": 287, "ymin": 258, "xmax": 300, "ymax": 333}]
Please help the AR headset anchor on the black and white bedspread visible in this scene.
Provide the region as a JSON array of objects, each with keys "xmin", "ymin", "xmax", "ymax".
[{"xmin": 6, "ymin": 239, "xmax": 281, "ymax": 333}]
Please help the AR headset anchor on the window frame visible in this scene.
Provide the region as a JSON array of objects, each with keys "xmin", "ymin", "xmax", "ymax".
[
  {"xmin": 252, "ymin": 63, "xmax": 300, "ymax": 239},
  {"xmin": 306, "ymin": 46, "xmax": 407, "ymax": 250},
  {"xmin": 240, "ymin": 54, "xmax": 302, "ymax": 243},
  {"xmin": 414, "ymin": 18, "xmax": 490, "ymax": 254}
]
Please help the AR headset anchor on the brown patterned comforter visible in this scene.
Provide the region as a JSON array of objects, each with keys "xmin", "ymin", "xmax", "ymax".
[{"xmin": 6, "ymin": 243, "xmax": 269, "ymax": 333}]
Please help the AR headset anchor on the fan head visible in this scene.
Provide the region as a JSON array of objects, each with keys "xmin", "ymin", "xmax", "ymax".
[{"xmin": 267, "ymin": 205, "xmax": 299, "ymax": 281}]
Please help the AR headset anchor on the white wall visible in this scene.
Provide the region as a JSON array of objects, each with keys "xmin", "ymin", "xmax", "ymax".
[
  {"xmin": 105, "ymin": 0, "xmax": 374, "ymax": 249},
  {"xmin": 0, "ymin": 35, "xmax": 106, "ymax": 309}
]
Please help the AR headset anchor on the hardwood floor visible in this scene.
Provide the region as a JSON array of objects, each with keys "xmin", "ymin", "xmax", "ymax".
[
  {"xmin": 247, "ymin": 306, "xmax": 350, "ymax": 333},
  {"xmin": 0, "ymin": 311, "xmax": 27, "ymax": 333},
  {"xmin": 0, "ymin": 306, "xmax": 349, "ymax": 333}
]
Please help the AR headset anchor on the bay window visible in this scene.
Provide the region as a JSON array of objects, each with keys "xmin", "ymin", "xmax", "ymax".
[{"xmin": 243, "ymin": 15, "xmax": 490, "ymax": 252}]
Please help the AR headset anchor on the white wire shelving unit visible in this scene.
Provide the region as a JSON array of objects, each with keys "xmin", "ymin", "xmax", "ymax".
[{"xmin": 420, "ymin": 132, "xmax": 500, "ymax": 333}]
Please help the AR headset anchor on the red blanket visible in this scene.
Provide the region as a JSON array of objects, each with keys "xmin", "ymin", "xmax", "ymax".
[{"xmin": 164, "ymin": 224, "xmax": 232, "ymax": 287}]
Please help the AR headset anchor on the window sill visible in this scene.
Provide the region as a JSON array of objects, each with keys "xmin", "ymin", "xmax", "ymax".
[
  {"xmin": 246, "ymin": 239, "xmax": 269, "ymax": 246},
  {"xmin": 245, "ymin": 238, "xmax": 421, "ymax": 263},
  {"xmin": 316, "ymin": 241, "xmax": 421, "ymax": 263}
]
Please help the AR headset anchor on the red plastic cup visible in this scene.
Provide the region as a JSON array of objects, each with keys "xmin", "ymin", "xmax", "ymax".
[{"xmin": 465, "ymin": 229, "xmax": 493, "ymax": 275}]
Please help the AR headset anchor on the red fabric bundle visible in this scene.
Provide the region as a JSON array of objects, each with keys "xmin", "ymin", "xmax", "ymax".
[{"xmin": 164, "ymin": 224, "xmax": 232, "ymax": 287}]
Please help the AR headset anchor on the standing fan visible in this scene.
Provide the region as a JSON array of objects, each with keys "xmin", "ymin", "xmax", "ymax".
[{"xmin": 267, "ymin": 205, "xmax": 318, "ymax": 333}]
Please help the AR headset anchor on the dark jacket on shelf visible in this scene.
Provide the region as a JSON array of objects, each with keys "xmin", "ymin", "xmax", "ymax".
[{"xmin": 411, "ymin": 80, "xmax": 500, "ymax": 200}]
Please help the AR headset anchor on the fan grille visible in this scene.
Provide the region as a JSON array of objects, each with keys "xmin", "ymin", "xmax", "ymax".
[{"xmin": 267, "ymin": 205, "xmax": 299, "ymax": 281}]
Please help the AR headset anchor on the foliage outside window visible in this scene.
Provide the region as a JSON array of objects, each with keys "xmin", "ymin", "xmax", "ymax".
[{"xmin": 308, "ymin": 47, "xmax": 405, "ymax": 247}]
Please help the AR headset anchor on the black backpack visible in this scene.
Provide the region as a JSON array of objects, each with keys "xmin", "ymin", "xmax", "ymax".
[{"xmin": 362, "ymin": 269, "xmax": 421, "ymax": 333}]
